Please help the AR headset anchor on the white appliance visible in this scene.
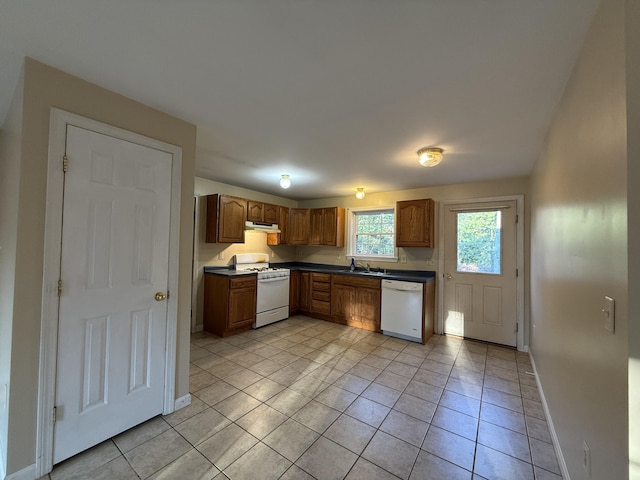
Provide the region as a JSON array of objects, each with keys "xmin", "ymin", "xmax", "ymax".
[
  {"xmin": 234, "ymin": 253, "xmax": 290, "ymax": 328},
  {"xmin": 381, "ymin": 279, "xmax": 423, "ymax": 343},
  {"xmin": 245, "ymin": 221, "xmax": 281, "ymax": 233}
]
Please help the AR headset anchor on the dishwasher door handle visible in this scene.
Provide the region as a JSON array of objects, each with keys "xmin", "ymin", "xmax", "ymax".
[{"xmin": 383, "ymin": 287, "xmax": 419, "ymax": 293}]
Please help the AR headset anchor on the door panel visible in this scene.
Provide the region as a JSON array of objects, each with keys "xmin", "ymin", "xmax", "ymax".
[
  {"xmin": 443, "ymin": 200, "xmax": 517, "ymax": 346},
  {"xmin": 53, "ymin": 125, "xmax": 172, "ymax": 464}
]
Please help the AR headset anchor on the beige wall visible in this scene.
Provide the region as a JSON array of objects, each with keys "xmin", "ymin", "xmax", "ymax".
[
  {"xmin": 0, "ymin": 68, "xmax": 24, "ymax": 478},
  {"xmin": 529, "ymin": 0, "xmax": 629, "ymax": 478},
  {"xmin": 298, "ymin": 176, "xmax": 529, "ymax": 271},
  {"xmin": 626, "ymin": 1, "xmax": 640, "ymax": 478},
  {"xmin": 4, "ymin": 58, "xmax": 196, "ymax": 475},
  {"xmin": 193, "ymin": 177, "xmax": 298, "ymax": 330}
]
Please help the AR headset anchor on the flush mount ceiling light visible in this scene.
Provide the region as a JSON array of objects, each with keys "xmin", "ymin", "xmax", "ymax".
[
  {"xmin": 279, "ymin": 174, "xmax": 291, "ymax": 189},
  {"xmin": 417, "ymin": 147, "xmax": 444, "ymax": 167},
  {"xmin": 355, "ymin": 187, "xmax": 365, "ymax": 200}
]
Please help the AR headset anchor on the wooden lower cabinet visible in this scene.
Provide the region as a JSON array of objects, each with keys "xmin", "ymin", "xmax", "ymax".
[
  {"xmin": 203, "ymin": 274, "xmax": 257, "ymax": 337},
  {"xmin": 289, "ymin": 271, "xmax": 300, "ymax": 314},
  {"xmin": 331, "ymin": 282, "xmax": 354, "ymax": 322},
  {"xmin": 331, "ymin": 274, "xmax": 381, "ymax": 331},
  {"xmin": 310, "ymin": 273, "xmax": 331, "ymax": 315},
  {"xmin": 299, "ymin": 272, "xmax": 311, "ymax": 311}
]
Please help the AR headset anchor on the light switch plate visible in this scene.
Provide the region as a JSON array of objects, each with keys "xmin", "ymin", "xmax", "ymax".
[{"xmin": 603, "ymin": 296, "xmax": 615, "ymax": 333}]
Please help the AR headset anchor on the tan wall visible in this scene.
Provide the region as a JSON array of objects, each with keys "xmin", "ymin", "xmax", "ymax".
[
  {"xmin": 298, "ymin": 176, "xmax": 529, "ymax": 271},
  {"xmin": 626, "ymin": 1, "xmax": 640, "ymax": 478},
  {"xmin": 5, "ymin": 58, "xmax": 196, "ymax": 475},
  {"xmin": 529, "ymin": 0, "xmax": 628, "ymax": 478},
  {"xmin": 193, "ymin": 177, "xmax": 298, "ymax": 330},
  {"xmin": 0, "ymin": 69, "xmax": 24, "ymax": 477}
]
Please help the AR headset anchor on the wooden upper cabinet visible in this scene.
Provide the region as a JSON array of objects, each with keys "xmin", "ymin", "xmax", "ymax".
[
  {"xmin": 395, "ymin": 198, "xmax": 435, "ymax": 247},
  {"xmin": 247, "ymin": 201, "xmax": 280, "ymax": 224},
  {"xmin": 246, "ymin": 201, "xmax": 264, "ymax": 223},
  {"xmin": 310, "ymin": 208, "xmax": 324, "ymax": 245},
  {"xmin": 308, "ymin": 207, "xmax": 346, "ymax": 247},
  {"xmin": 289, "ymin": 208, "xmax": 310, "ymax": 245},
  {"xmin": 206, "ymin": 194, "xmax": 247, "ymax": 243},
  {"xmin": 278, "ymin": 206, "xmax": 289, "ymax": 244},
  {"xmin": 322, "ymin": 207, "xmax": 345, "ymax": 247},
  {"xmin": 264, "ymin": 203, "xmax": 279, "ymax": 224}
]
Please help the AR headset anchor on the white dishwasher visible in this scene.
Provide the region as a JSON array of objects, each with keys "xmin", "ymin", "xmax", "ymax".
[{"xmin": 381, "ymin": 279, "xmax": 423, "ymax": 343}]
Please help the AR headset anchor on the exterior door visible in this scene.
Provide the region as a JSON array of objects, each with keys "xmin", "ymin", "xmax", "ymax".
[
  {"xmin": 442, "ymin": 200, "xmax": 518, "ymax": 346},
  {"xmin": 53, "ymin": 125, "xmax": 173, "ymax": 463}
]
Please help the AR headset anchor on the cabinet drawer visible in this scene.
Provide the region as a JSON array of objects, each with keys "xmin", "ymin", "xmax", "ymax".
[
  {"xmin": 311, "ymin": 299, "xmax": 331, "ymax": 314},
  {"xmin": 332, "ymin": 275, "xmax": 380, "ymax": 289},
  {"xmin": 312, "ymin": 290, "xmax": 331, "ymax": 302},
  {"xmin": 311, "ymin": 273, "xmax": 331, "ymax": 283},
  {"xmin": 230, "ymin": 276, "xmax": 257, "ymax": 289},
  {"xmin": 312, "ymin": 281, "xmax": 331, "ymax": 292}
]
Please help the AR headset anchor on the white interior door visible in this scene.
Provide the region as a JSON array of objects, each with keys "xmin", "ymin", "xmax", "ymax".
[
  {"xmin": 53, "ymin": 125, "xmax": 173, "ymax": 463},
  {"xmin": 442, "ymin": 200, "xmax": 518, "ymax": 346}
]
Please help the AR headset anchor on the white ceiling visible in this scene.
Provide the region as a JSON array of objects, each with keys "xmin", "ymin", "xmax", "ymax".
[{"xmin": 0, "ymin": 0, "xmax": 599, "ymax": 200}]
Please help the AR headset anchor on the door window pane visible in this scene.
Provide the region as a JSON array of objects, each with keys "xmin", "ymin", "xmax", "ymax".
[{"xmin": 456, "ymin": 211, "xmax": 501, "ymax": 274}]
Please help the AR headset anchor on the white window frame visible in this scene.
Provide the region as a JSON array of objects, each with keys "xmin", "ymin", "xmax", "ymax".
[{"xmin": 347, "ymin": 206, "xmax": 398, "ymax": 262}]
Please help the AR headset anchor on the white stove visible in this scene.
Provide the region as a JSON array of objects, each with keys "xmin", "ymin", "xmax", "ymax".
[{"xmin": 234, "ymin": 253, "xmax": 290, "ymax": 328}]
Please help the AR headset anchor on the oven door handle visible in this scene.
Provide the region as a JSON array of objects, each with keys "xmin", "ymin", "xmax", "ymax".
[{"xmin": 258, "ymin": 276, "xmax": 290, "ymax": 283}]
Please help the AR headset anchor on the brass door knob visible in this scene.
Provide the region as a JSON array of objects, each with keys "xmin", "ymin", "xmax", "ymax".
[{"xmin": 155, "ymin": 292, "xmax": 168, "ymax": 302}]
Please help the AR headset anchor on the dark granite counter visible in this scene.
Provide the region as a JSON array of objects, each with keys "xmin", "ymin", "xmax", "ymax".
[
  {"xmin": 203, "ymin": 266, "xmax": 256, "ymax": 277},
  {"xmin": 270, "ymin": 261, "xmax": 436, "ymax": 283}
]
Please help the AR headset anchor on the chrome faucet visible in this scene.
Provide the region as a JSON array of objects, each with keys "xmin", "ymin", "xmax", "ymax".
[{"xmin": 355, "ymin": 261, "xmax": 370, "ymax": 272}]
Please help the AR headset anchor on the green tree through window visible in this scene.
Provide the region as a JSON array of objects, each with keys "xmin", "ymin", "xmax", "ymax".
[
  {"xmin": 354, "ymin": 210, "xmax": 395, "ymax": 256},
  {"xmin": 457, "ymin": 211, "xmax": 501, "ymax": 274}
]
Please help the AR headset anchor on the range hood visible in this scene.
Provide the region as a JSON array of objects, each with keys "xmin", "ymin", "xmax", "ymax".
[{"xmin": 245, "ymin": 221, "xmax": 281, "ymax": 233}]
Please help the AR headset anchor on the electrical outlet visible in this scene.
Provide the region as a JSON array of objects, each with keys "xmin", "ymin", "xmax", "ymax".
[
  {"xmin": 583, "ymin": 440, "xmax": 591, "ymax": 477},
  {"xmin": 401, "ymin": 255, "xmax": 407, "ymax": 264},
  {"xmin": 217, "ymin": 252, "xmax": 224, "ymax": 260}
]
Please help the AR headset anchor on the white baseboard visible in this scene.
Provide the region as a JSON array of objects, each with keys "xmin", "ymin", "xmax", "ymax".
[
  {"xmin": 174, "ymin": 394, "xmax": 191, "ymax": 411},
  {"xmin": 529, "ymin": 353, "xmax": 570, "ymax": 479},
  {"xmin": 5, "ymin": 463, "xmax": 35, "ymax": 480}
]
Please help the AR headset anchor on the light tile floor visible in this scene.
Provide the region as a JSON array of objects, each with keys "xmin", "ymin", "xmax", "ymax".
[{"xmin": 43, "ymin": 316, "xmax": 561, "ymax": 480}]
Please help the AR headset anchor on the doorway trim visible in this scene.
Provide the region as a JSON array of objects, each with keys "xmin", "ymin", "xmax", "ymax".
[
  {"xmin": 35, "ymin": 109, "xmax": 182, "ymax": 477},
  {"xmin": 437, "ymin": 195, "xmax": 525, "ymax": 351}
]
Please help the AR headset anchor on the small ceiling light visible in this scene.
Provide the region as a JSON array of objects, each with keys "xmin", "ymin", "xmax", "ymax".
[
  {"xmin": 417, "ymin": 147, "xmax": 444, "ymax": 167},
  {"xmin": 355, "ymin": 188, "xmax": 365, "ymax": 200},
  {"xmin": 280, "ymin": 174, "xmax": 291, "ymax": 189}
]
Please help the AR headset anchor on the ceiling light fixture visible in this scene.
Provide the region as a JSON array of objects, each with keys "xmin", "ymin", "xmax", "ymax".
[
  {"xmin": 279, "ymin": 174, "xmax": 291, "ymax": 189},
  {"xmin": 355, "ymin": 188, "xmax": 365, "ymax": 200},
  {"xmin": 417, "ymin": 147, "xmax": 444, "ymax": 167}
]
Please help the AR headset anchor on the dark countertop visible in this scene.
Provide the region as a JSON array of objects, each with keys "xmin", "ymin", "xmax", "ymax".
[
  {"xmin": 272, "ymin": 261, "xmax": 436, "ymax": 283},
  {"xmin": 204, "ymin": 262, "xmax": 436, "ymax": 283},
  {"xmin": 203, "ymin": 266, "xmax": 256, "ymax": 277}
]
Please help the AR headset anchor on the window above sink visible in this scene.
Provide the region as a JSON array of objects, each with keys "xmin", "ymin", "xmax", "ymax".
[{"xmin": 347, "ymin": 206, "xmax": 398, "ymax": 262}]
